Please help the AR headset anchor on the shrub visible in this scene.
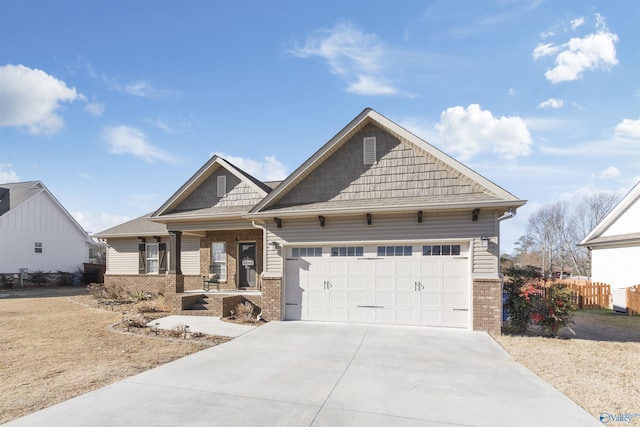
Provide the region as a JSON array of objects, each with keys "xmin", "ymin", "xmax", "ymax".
[
  {"xmin": 0, "ymin": 274, "xmax": 14, "ymax": 289},
  {"xmin": 55, "ymin": 271, "xmax": 73, "ymax": 287},
  {"xmin": 235, "ymin": 301, "xmax": 255, "ymax": 321},
  {"xmin": 87, "ymin": 283, "xmax": 126, "ymax": 300},
  {"xmin": 168, "ymin": 323, "xmax": 189, "ymax": 338},
  {"xmin": 534, "ymin": 283, "xmax": 576, "ymax": 335},
  {"xmin": 29, "ymin": 270, "xmax": 49, "ymax": 286}
]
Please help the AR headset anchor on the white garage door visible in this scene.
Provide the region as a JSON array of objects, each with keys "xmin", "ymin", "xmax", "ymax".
[{"xmin": 284, "ymin": 243, "xmax": 470, "ymax": 328}]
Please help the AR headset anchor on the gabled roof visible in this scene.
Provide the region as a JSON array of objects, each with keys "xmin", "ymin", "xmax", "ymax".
[
  {"xmin": 151, "ymin": 155, "xmax": 272, "ymax": 221},
  {"xmin": 0, "ymin": 180, "xmax": 92, "ymax": 241},
  {"xmin": 249, "ymin": 108, "xmax": 525, "ymax": 217},
  {"xmin": 93, "ymin": 214, "xmax": 167, "ymax": 238},
  {"xmin": 580, "ymin": 181, "xmax": 640, "ymax": 247}
]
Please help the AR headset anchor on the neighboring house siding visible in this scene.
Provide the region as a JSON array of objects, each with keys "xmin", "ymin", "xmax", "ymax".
[
  {"xmin": 275, "ymin": 124, "xmax": 487, "ymax": 207},
  {"xmin": 0, "ymin": 191, "xmax": 89, "ymax": 273},
  {"xmin": 106, "ymin": 237, "xmax": 200, "ymax": 275},
  {"xmin": 262, "ymin": 210, "xmax": 497, "ymax": 278},
  {"xmin": 601, "ymin": 199, "xmax": 640, "ymax": 236},
  {"xmin": 172, "ymin": 170, "xmax": 263, "ymax": 212},
  {"xmin": 592, "ymin": 246, "xmax": 640, "ymax": 288}
]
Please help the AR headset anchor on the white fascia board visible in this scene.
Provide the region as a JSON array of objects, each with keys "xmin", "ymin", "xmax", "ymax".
[{"xmin": 580, "ymin": 181, "xmax": 640, "ymax": 245}]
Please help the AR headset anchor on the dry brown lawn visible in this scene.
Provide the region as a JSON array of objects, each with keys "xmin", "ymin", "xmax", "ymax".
[
  {"xmin": 0, "ymin": 288, "xmax": 209, "ymax": 424},
  {"xmin": 494, "ymin": 310, "xmax": 640, "ymax": 419}
]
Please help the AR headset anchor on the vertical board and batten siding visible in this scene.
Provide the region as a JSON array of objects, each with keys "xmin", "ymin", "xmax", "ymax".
[
  {"xmin": 0, "ymin": 191, "xmax": 89, "ymax": 272},
  {"xmin": 106, "ymin": 236, "xmax": 200, "ymax": 275},
  {"xmin": 263, "ymin": 211, "xmax": 498, "ymax": 277}
]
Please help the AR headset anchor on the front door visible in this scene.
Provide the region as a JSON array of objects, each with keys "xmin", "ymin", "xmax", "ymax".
[{"xmin": 239, "ymin": 242, "xmax": 257, "ymax": 288}]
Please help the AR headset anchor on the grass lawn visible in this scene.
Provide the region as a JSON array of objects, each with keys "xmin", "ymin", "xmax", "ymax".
[
  {"xmin": 494, "ymin": 309, "xmax": 640, "ymax": 419},
  {"xmin": 0, "ymin": 289, "xmax": 209, "ymax": 424}
]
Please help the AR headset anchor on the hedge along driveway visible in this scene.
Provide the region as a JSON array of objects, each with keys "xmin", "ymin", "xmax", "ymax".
[{"xmin": 6, "ymin": 322, "xmax": 600, "ymax": 427}]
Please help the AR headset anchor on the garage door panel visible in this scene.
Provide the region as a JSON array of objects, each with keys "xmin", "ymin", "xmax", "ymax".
[{"xmin": 285, "ymin": 243, "xmax": 470, "ymax": 328}]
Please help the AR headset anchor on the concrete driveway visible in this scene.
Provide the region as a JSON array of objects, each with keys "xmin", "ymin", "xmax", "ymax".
[{"xmin": 6, "ymin": 322, "xmax": 600, "ymax": 427}]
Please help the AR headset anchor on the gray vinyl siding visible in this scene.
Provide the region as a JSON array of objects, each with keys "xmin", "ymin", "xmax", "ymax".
[
  {"xmin": 172, "ymin": 170, "xmax": 263, "ymax": 212},
  {"xmin": 263, "ymin": 210, "xmax": 498, "ymax": 278},
  {"xmin": 274, "ymin": 123, "xmax": 488, "ymax": 209}
]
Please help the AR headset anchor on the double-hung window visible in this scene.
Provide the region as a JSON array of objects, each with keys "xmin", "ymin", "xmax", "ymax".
[
  {"xmin": 146, "ymin": 243, "xmax": 159, "ymax": 274},
  {"xmin": 211, "ymin": 242, "xmax": 227, "ymax": 281}
]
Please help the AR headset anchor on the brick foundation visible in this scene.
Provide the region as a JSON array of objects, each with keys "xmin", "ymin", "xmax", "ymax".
[
  {"xmin": 473, "ymin": 278, "xmax": 502, "ymax": 334},
  {"xmin": 260, "ymin": 276, "xmax": 282, "ymax": 321}
]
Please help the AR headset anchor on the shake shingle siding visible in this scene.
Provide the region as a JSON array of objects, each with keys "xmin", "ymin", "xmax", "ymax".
[
  {"xmin": 172, "ymin": 171, "xmax": 264, "ymax": 213},
  {"xmin": 273, "ymin": 124, "xmax": 489, "ymax": 210}
]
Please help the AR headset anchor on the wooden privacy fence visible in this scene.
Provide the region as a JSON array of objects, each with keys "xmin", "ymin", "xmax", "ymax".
[
  {"xmin": 628, "ymin": 285, "xmax": 640, "ymax": 316},
  {"xmin": 559, "ymin": 281, "xmax": 611, "ymax": 309}
]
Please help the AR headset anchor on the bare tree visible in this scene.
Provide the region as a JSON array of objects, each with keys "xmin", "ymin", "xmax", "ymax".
[{"xmin": 518, "ymin": 191, "xmax": 620, "ymax": 277}]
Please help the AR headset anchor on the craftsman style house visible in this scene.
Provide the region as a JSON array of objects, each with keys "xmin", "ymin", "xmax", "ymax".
[{"xmin": 95, "ymin": 109, "xmax": 526, "ymax": 333}]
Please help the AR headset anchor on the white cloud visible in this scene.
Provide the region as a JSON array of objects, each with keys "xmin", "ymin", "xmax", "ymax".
[
  {"xmin": 0, "ymin": 64, "xmax": 84, "ymax": 134},
  {"xmin": 73, "ymin": 211, "xmax": 131, "ymax": 235},
  {"xmin": 214, "ymin": 153, "xmax": 288, "ymax": 181},
  {"xmin": 532, "ymin": 43, "xmax": 560, "ymax": 60},
  {"xmin": 103, "ymin": 125, "xmax": 174, "ymax": 163},
  {"xmin": 534, "ymin": 14, "xmax": 619, "ymax": 84},
  {"xmin": 434, "ymin": 104, "xmax": 533, "ymax": 161},
  {"xmin": 508, "ymin": 88, "xmax": 517, "ymax": 96},
  {"xmin": 0, "ymin": 163, "xmax": 19, "ymax": 183},
  {"xmin": 598, "ymin": 166, "xmax": 621, "ymax": 180},
  {"xmin": 537, "ymin": 98, "xmax": 564, "ymax": 109},
  {"xmin": 290, "ymin": 22, "xmax": 400, "ymax": 96},
  {"xmin": 84, "ymin": 102, "xmax": 105, "ymax": 116},
  {"xmin": 614, "ymin": 118, "xmax": 640, "ymax": 141},
  {"xmin": 570, "ymin": 17, "xmax": 585, "ymax": 31}
]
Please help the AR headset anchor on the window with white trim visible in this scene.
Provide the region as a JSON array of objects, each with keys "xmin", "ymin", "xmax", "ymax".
[
  {"xmin": 217, "ymin": 175, "xmax": 226, "ymax": 197},
  {"xmin": 146, "ymin": 243, "xmax": 159, "ymax": 274},
  {"xmin": 292, "ymin": 247, "xmax": 322, "ymax": 257},
  {"xmin": 363, "ymin": 137, "xmax": 376, "ymax": 165},
  {"xmin": 34, "ymin": 242, "xmax": 43, "ymax": 254},
  {"xmin": 331, "ymin": 246, "xmax": 364, "ymax": 257},
  {"xmin": 211, "ymin": 242, "xmax": 227, "ymax": 281},
  {"xmin": 377, "ymin": 245, "xmax": 412, "ymax": 256},
  {"xmin": 423, "ymin": 245, "xmax": 461, "ymax": 256}
]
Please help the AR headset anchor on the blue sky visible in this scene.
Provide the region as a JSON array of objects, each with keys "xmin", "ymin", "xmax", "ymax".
[{"xmin": 1, "ymin": 0, "xmax": 638, "ymax": 253}]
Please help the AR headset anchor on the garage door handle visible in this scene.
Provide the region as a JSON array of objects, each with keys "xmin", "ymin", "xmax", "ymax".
[
  {"xmin": 286, "ymin": 303, "xmax": 298, "ymax": 306},
  {"xmin": 358, "ymin": 305, "xmax": 383, "ymax": 308},
  {"xmin": 452, "ymin": 308, "xmax": 468, "ymax": 311}
]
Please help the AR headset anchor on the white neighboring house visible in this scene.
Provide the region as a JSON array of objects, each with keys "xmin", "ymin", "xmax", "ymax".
[
  {"xmin": 0, "ymin": 181, "xmax": 92, "ymax": 274},
  {"xmin": 580, "ymin": 181, "xmax": 640, "ymax": 289}
]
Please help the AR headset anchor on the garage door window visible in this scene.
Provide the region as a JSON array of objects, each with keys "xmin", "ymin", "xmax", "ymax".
[
  {"xmin": 377, "ymin": 245, "xmax": 412, "ymax": 256},
  {"xmin": 423, "ymin": 244, "xmax": 460, "ymax": 256},
  {"xmin": 292, "ymin": 247, "xmax": 322, "ymax": 257},
  {"xmin": 331, "ymin": 246, "xmax": 364, "ymax": 257}
]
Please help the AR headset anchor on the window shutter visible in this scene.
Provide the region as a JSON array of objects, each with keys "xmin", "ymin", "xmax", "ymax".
[
  {"xmin": 217, "ymin": 175, "xmax": 226, "ymax": 197},
  {"xmin": 158, "ymin": 243, "xmax": 167, "ymax": 274},
  {"xmin": 138, "ymin": 243, "xmax": 146, "ymax": 274},
  {"xmin": 363, "ymin": 137, "xmax": 376, "ymax": 165}
]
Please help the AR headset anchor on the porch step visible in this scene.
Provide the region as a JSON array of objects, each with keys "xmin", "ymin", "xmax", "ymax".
[{"xmin": 188, "ymin": 296, "xmax": 211, "ymax": 311}]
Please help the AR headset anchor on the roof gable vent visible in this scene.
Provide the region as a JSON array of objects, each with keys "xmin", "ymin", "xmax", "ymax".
[
  {"xmin": 363, "ymin": 137, "xmax": 376, "ymax": 165},
  {"xmin": 217, "ymin": 175, "xmax": 226, "ymax": 197}
]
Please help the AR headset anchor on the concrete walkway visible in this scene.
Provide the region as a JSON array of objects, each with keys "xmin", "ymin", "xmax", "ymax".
[
  {"xmin": 147, "ymin": 315, "xmax": 257, "ymax": 337},
  {"xmin": 6, "ymin": 322, "xmax": 600, "ymax": 427}
]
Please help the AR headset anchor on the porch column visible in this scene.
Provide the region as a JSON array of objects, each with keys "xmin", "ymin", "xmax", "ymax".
[
  {"xmin": 169, "ymin": 231, "xmax": 182, "ymax": 275},
  {"xmin": 168, "ymin": 231, "xmax": 184, "ymax": 294}
]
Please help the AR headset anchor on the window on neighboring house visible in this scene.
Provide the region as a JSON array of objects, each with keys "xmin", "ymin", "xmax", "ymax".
[
  {"xmin": 146, "ymin": 243, "xmax": 159, "ymax": 274},
  {"xmin": 377, "ymin": 245, "xmax": 412, "ymax": 256},
  {"xmin": 363, "ymin": 137, "xmax": 376, "ymax": 165},
  {"xmin": 211, "ymin": 242, "xmax": 227, "ymax": 281},
  {"xmin": 217, "ymin": 175, "xmax": 226, "ymax": 197},
  {"xmin": 34, "ymin": 242, "xmax": 43, "ymax": 254}
]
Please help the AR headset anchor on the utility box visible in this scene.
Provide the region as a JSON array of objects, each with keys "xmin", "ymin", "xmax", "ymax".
[{"xmin": 612, "ymin": 288, "xmax": 627, "ymax": 314}]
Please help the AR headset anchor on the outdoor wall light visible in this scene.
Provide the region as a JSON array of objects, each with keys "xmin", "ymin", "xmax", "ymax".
[
  {"xmin": 268, "ymin": 241, "xmax": 279, "ymax": 251},
  {"xmin": 480, "ymin": 236, "xmax": 490, "ymax": 248}
]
